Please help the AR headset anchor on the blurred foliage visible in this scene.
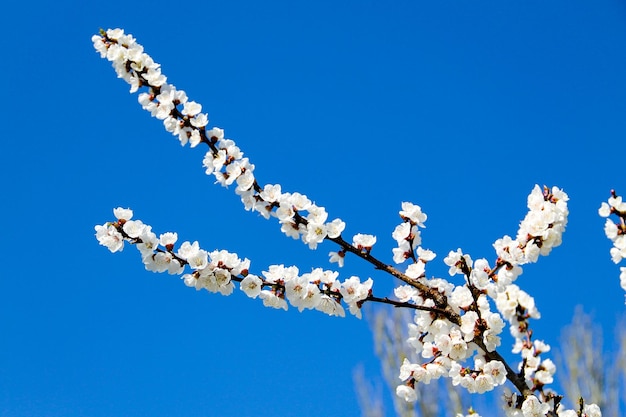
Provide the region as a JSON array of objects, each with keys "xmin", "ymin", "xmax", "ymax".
[{"xmin": 555, "ymin": 308, "xmax": 626, "ymax": 417}]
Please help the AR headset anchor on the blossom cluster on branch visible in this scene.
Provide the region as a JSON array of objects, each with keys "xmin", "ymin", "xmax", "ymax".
[
  {"xmin": 92, "ymin": 28, "xmax": 605, "ymax": 417},
  {"xmin": 599, "ymin": 190, "xmax": 626, "ymax": 301},
  {"xmin": 95, "ymin": 207, "xmax": 375, "ymax": 318}
]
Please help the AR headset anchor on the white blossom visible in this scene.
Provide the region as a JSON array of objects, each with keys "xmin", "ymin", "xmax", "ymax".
[
  {"xmin": 240, "ymin": 274, "xmax": 263, "ymax": 298},
  {"xmin": 95, "ymin": 223, "xmax": 124, "ymax": 252},
  {"xmin": 521, "ymin": 395, "xmax": 549, "ymax": 417},
  {"xmin": 352, "ymin": 233, "xmax": 377, "ymax": 250}
]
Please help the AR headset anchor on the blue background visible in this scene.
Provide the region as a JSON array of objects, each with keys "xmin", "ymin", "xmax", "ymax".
[{"xmin": 2, "ymin": 1, "xmax": 626, "ymax": 416}]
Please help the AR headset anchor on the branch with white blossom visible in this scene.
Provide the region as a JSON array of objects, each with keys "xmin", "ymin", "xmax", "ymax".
[
  {"xmin": 95, "ymin": 207, "xmax": 465, "ymax": 319},
  {"xmin": 93, "ymin": 28, "xmax": 603, "ymax": 417},
  {"xmin": 91, "ymin": 29, "xmax": 448, "ymax": 299}
]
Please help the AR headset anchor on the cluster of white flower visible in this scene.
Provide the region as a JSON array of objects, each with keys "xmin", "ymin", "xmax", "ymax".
[
  {"xmin": 247, "ymin": 264, "xmax": 372, "ymax": 318},
  {"xmin": 253, "ymin": 184, "xmax": 347, "ymax": 253},
  {"xmin": 503, "ymin": 390, "xmax": 602, "ymax": 417},
  {"xmin": 95, "ymin": 207, "xmax": 373, "ymax": 318},
  {"xmin": 494, "ymin": 284, "xmax": 554, "ymax": 389},
  {"xmin": 393, "ymin": 187, "xmax": 580, "ymax": 416},
  {"xmin": 391, "ymin": 202, "xmax": 433, "ymax": 272},
  {"xmin": 599, "ymin": 191, "xmax": 626, "ymax": 300},
  {"xmin": 492, "ymin": 185, "xmax": 569, "ymax": 287},
  {"xmin": 92, "ymin": 29, "xmax": 356, "ymax": 264},
  {"xmin": 495, "ymin": 286, "xmax": 557, "ymax": 400},
  {"xmin": 389, "ymin": 204, "xmax": 507, "ymax": 400},
  {"xmin": 394, "ymin": 255, "xmax": 510, "ymax": 400},
  {"xmin": 93, "ymin": 29, "xmax": 604, "ymax": 417}
]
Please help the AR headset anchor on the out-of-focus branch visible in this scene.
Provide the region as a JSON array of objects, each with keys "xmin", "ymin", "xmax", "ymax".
[
  {"xmin": 354, "ymin": 365, "xmax": 386, "ymax": 417},
  {"xmin": 556, "ymin": 307, "xmax": 626, "ymax": 417},
  {"xmin": 358, "ymin": 305, "xmax": 467, "ymax": 417}
]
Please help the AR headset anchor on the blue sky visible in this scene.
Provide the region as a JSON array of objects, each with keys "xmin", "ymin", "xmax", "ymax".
[{"xmin": 2, "ymin": 1, "xmax": 626, "ymax": 416}]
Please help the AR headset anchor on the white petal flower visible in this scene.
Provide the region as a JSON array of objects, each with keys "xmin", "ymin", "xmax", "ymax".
[
  {"xmin": 394, "ymin": 285, "xmax": 419, "ymax": 302},
  {"xmin": 353, "ymin": 233, "xmax": 377, "ymax": 250},
  {"xmin": 136, "ymin": 227, "xmax": 159, "ymax": 257},
  {"xmin": 416, "ymin": 247, "xmax": 436, "ymax": 262},
  {"xmin": 474, "ymin": 373, "xmax": 494, "ymax": 394},
  {"xmin": 395, "ymin": 385, "xmax": 417, "ymax": 402},
  {"xmin": 326, "ymin": 218, "xmax": 346, "ymax": 238},
  {"xmin": 328, "ymin": 251, "xmax": 345, "ymax": 267},
  {"xmin": 95, "ymin": 224, "xmax": 124, "ymax": 253},
  {"xmin": 240, "ymin": 275, "xmax": 263, "ymax": 298},
  {"xmin": 393, "ymin": 242, "xmax": 411, "ymax": 264},
  {"xmin": 460, "ymin": 311, "xmax": 478, "ymax": 340},
  {"xmin": 306, "ymin": 206, "xmax": 328, "ymax": 224},
  {"xmin": 521, "ymin": 395, "xmax": 549, "ymax": 417},
  {"xmin": 182, "ymin": 273, "xmax": 197, "ymax": 288},
  {"xmin": 399, "ymin": 202, "xmax": 427, "ymax": 227},
  {"xmin": 609, "ymin": 195, "xmax": 624, "ymax": 210},
  {"xmin": 259, "ymin": 290, "xmax": 288, "ymax": 310},
  {"xmin": 599, "ymin": 202, "xmax": 612, "ymax": 217},
  {"xmin": 190, "ymin": 113, "xmax": 208, "ymax": 128},
  {"xmin": 444, "ymin": 248, "xmax": 470, "ymax": 276},
  {"xmin": 206, "ymin": 127, "xmax": 224, "ymax": 142},
  {"xmin": 260, "ymin": 184, "xmax": 282, "ymax": 203},
  {"xmin": 405, "ymin": 261, "xmax": 426, "ymax": 279},
  {"xmin": 159, "ymin": 232, "xmax": 178, "ymax": 246},
  {"xmin": 236, "ymin": 170, "xmax": 255, "ymax": 193},
  {"xmin": 448, "ymin": 332, "xmax": 469, "ymax": 360},
  {"xmin": 187, "ymin": 249, "xmax": 209, "ymax": 270},
  {"xmin": 188, "ymin": 129, "xmax": 202, "ymax": 147},
  {"xmin": 450, "ymin": 285, "xmax": 473, "ymax": 308},
  {"xmin": 288, "ymin": 192, "xmax": 312, "ymax": 211},
  {"xmin": 340, "ymin": 276, "xmax": 372, "ymax": 304},
  {"xmin": 182, "ymin": 101, "xmax": 201, "ymax": 116},
  {"xmin": 582, "ymin": 404, "xmax": 602, "ymax": 417},
  {"xmin": 398, "ymin": 358, "xmax": 420, "ymax": 380},
  {"xmin": 303, "ymin": 222, "xmax": 327, "ymax": 249},
  {"xmin": 177, "ymin": 241, "xmax": 200, "ymax": 259},
  {"xmin": 113, "ymin": 207, "xmax": 133, "ymax": 221},
  {"xmin": 482, "ymin": 360, "xmax": 507, "ymax": 386},
  {"xmin": 316, "ymin": 295, "xmax": 345, "ymax": 317},
  {"xmin": 392, "ymin": 223, "xmax": 412, "ymax": 243},
  {"xmin": 122, "ymin": 220, "xmax": 146, "ymax": 238}
]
